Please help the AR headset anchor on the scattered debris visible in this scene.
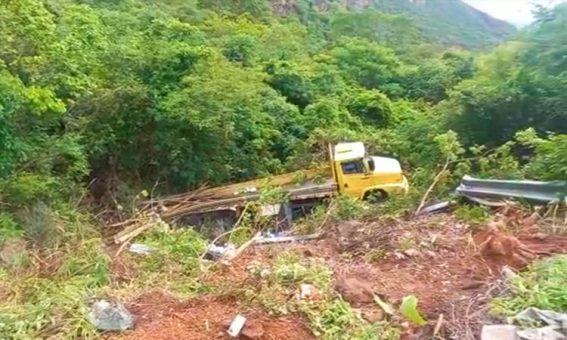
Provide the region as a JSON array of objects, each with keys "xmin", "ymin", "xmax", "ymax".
[
  {"xmin": 88, "ymin": 300, "xmax": 134, "ymax": 331},
  {"xmin": 225, "ymin": 232, "xmax": 261, "ymax": 262},
  {"xmin": 420, "ymin": 201, "xmax": 452, "ymax": 215},
  {"xmin": 298, "ymin": 284, "xmax": 320, "ymax": 301},
  {"xmin": 113, "ymin": 213, "xmax": 166, "ymax": 245},
  {"xmin": 206, "ymin": 243, "xmax": 236, "ymax": 259},
  {"xmin": 373, "ymin": 294, "xmax": 395, "ymax": 316},
  {"xmin": 481, "ymin": 325, "xmax": 519, "ymax": 340},
  {"xmin": 129, "ymin": 243, "xmax": 155, "ymax": 255},
  {"xmin": 481, "ymin": 307, "xmax": 567, "ymax": 340},
  {"xmin": 227, "ymin": 314, "xmax": 247, "ymax": 337},
  {"xmin": 255, "ymin": 233, "xmax": 321, "ymax": 245},
  {"xmin": 513, "ymin": 308, "xmax": 567, "ymax": 340}
]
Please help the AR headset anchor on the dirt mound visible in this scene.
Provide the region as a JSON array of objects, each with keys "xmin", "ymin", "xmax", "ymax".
[
  {"xmin": 114, "ymin": 293, "xmax": 314, "ymax": 340},
  {"xmin": 474, "ymin": 221, "xmax": 567, "ymax": 273},
  {"xmin": 335, "ymin": 276, "xmax": 376, "ymax": 305}
]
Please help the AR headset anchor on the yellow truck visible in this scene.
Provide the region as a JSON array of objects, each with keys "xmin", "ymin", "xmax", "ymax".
[{"xmin": 154, "ymin": 142, "xmax": 408, "ymax": 228}]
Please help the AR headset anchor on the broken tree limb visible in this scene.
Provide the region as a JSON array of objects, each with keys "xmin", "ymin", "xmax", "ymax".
[
  {"xmin": 198, "ymin": 203, "xmax": 253, "ymax": 262},
  {"xmin": 433, "ymin": 314, "xmax": 444, "ymax": 337},
  {"xmin": 225, "ymin": 232, "xmax": 261, "ymax": 262},
  {"xmin": 415, "ymin": 158, "xmax": 450, "ymax": 216},
  {"xmin": 113, "ymin": 213, "xmax": 160, "ymax": 244}
]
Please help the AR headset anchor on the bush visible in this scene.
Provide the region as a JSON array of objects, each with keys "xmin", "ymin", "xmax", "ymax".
[{"xmin": 491, "ymin": 256, "xmax": 567, "ymax": 316}]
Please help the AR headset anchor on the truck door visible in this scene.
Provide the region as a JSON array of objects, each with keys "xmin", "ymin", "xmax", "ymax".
[{"xmin": 337, "ymin": 159, "xmax": 371, "ymax": 198}]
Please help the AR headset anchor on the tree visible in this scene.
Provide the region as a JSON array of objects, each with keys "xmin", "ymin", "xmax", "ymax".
[{"xmin": 347, "ymin": 89, "xmax": 394, "ymax": 127}]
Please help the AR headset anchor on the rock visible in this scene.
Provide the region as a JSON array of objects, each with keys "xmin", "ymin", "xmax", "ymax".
[
  {"xmin": 394, "ymin": 252, "xmax": 407, "ymax": 260},
  {"xmin": 88, "ymin": 300, "xmax": 134, "ymax": 331},
  {"xmin": 502, "ymin": 266, "xmax": 518, "ymax": 280},
  {"xmin": 404, "ymin": 249, "xmax": 421, "ymax": 257},
  {"xmin": 0, "ymin": 238, "xmax": 27, "ymax": 266},
  {"xmin": 361, "ymin": 308, "xmax": 385, "ymax": 323},
  {"xmin": 425, "ymin": 250, "xmax": 437, "ymax": 258},
  {"xmin": 241, "ymin": 319, "xmax": 264, "ymax": 339},
  {"xmin": 481, "ymin": 325, "xmax": 519, "ymax": 340},
  {"xmin": 335, "ymin": 276, "xmax": 375, "ymax": 305}
]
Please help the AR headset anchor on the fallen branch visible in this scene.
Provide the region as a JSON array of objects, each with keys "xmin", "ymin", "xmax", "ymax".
[
  {"xmin": 225, "ymin": 231, "xmax": 261, "ymax": 263},
  {"xmin": 198, "ymin": 203, "xmax": 252, "ymax": 262},
  {"xmin": 433, "ymin": 314, "xmax": 444, "ymax": 337},
  {"xmin": 113, "ymin": 213, "xmax": 159, "ymax": 244},
  {"xmin": 415, "ymin": 158, "xmax": 450, "ymax": 216}
]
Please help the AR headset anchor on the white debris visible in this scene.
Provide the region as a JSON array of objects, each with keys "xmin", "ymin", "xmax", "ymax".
[
  {"xmin": 88, "ymin": 300, "xmax": 134, "ymax": 331},
  {"xmin": 298, "ymin": 284, "xmax": 318, "ymax": 300},
  {"xmin": 227, "ymin": 314, "xmax": 247, "ymax": 337},
  {"xmin": 206, "ymin": 243, "xmax": 236, "ymax": 259},
  {"xmin": 129, "ymin": 243, "xmax": 154, "ymax": 255}
]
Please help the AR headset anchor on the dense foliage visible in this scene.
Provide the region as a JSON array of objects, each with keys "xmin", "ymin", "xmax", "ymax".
[
  {"xmin": 0, "ymin": 1, "xmax": 565, "ymax": 338},
  {"xmin": 0, "ymin": 0, "xmax": 565, "ymax": 230}
]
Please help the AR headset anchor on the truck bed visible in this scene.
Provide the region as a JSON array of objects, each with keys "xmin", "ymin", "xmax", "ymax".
[{"xmin": 147, "ymin": 169, "xmax": 337, "ymax": 221}]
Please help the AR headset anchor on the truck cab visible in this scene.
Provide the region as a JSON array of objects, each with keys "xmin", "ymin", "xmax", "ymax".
[{"xmin": 332, "ymin": 142, "xmax": 409, "ymax": 200}]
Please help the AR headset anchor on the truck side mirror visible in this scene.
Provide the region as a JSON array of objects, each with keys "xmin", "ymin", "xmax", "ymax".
[{"xmin": 368, "ymin": 159, "xmax": 375, "ymax": 172}]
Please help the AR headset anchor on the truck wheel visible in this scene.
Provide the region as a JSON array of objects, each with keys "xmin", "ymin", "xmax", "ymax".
[{"xmin": 363, "ymin": 190, "xmax": 388, "ymax": 203}]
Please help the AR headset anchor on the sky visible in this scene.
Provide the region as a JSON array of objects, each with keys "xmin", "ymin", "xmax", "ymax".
[{"xmin": 463, "ymin": 0, "xmax": 566, "ymax": 26}]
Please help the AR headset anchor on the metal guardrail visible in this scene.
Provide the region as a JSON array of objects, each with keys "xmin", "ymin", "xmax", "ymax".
[{"xmin": 456, "ymin": 175, "xmax": 567, "ymax": 205}]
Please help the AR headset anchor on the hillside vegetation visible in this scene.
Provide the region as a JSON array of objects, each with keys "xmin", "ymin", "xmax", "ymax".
[
  {"xmin": 0, "ymin": 0, "xmax": 566, "ymax": 338},
  {"xmin": 373, "ymin": 0, "xmax": 516, "ymax": 47}
]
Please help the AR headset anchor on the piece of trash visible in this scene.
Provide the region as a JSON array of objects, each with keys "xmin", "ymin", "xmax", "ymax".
[
  {"xmin": 481, "ymin": 325, "xmax": 519, "ymax": 340},
  {"xmin": 227, "ymin": 314, "xmax": 247, "ymax": 337},
  {"xmin": 400, "ymin": 295, "xmax": 428, "ymax": 326},
  {"xmin": 298, "ymin": 283, "xmax": 320, "ymax": 300},
  {"xmin": 207, "ymin": 243, "xmax": 236, "ymax": 259},
  {"xmin": 420, "ymin": 201, "xmax": 451, "ymax": 215},
  {"xmin": 88, "ymin": 300, "xmax": 134, "ymax": 331},
  {"xmin": 254, "ymin": 233, "xmax": 321, "ymax": 245},
  {"xmin": 129, "ymin": 243, "xmax": 154, "ymax": 255}
]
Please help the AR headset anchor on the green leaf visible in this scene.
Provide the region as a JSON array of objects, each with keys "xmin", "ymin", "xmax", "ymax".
[{"xmin": 400, "ymin": 295, "xmax": 428, "ymax": 326}]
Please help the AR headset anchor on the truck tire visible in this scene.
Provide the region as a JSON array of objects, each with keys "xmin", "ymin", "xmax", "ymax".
[{"xmin": 363, "ymin": 190, "xmax": 388, "ymax": 203}]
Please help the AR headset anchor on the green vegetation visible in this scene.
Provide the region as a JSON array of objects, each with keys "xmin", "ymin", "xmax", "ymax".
[
  {"xmin": 246, "ymin": 250, "xmax": 398, "ymax": 339},
  {"xmin": 491, "ymin": 256, "xmax": 567, "ymax": 316},
  {"xmin": 0, "ymin": 0, "xmax": 566, "ymax": 338}
]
